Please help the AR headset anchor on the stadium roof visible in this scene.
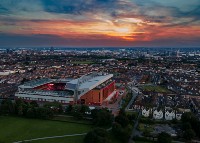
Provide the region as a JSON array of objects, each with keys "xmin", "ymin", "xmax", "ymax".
[
  {"xmin": 19, "ymin": 78, "xmax": 53, "ymax": 89},
  {"xmin": 66, "ymin": 72, "xmax": 113, "ymax": 98}
]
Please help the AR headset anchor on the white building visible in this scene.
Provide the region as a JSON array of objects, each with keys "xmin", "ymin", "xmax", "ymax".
[
  {"xmin": 153, "ymin": 110, "xmax": 163, "ymax": 120},
  {"xmin": 165, "ymin": 110, "xmax": 176, "ymax": 120},
  {"xmin": 176, "ymin": 112, "xmax": 182, "ymax": 120},
  {"xmin": 142, "ymin": 108, "xmax": 151, "ymax": 117}
]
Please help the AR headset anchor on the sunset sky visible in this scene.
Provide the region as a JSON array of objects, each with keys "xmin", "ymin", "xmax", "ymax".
[{"xmin": 0, "ymin": 0, "xmax": 200, "ymax": 47}]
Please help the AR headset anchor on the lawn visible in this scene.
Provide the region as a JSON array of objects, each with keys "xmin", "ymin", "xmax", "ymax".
[
  {"xmin": 138, "ymin": 123, "xmax": 154, "ymax": 132},
  {"xmin": 0, "ymin": 116, "xmax": 93, "ymax": 143},
  {"xmin": 52, "ymin": 115, "xmax": 92, "ymax": 125},
  {"xmin": 141, "ymin": 85, "xmax": 170, "ymax": 93},
  {"xmin": 71, "ymin": 61, "xmax": 94, "ymax": 64}
]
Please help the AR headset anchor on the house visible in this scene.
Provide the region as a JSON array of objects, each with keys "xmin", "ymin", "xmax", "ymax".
[
  {"xmin": 165, "ymin": 110, "xmax": 175, "ymax": 120},
  {"xmin": 153, "ymin": 109, "xmax": 163, "ymax": 120},
  {"xmin": 142, "ymin": 108, "xmax": 151, "ymax": 117}
]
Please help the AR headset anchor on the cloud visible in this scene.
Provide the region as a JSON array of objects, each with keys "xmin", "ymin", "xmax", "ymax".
[
  {"xmin": 0, "ymin": 0, "xmax": 200, "ymax": 47},
  {"xmin": 41, "ymin": 0, "xmax": 120, "ymax": 15}
]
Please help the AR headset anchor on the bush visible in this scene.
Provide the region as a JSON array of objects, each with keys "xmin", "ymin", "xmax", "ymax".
[
  {"xmin": 157, "ymin": 132, "xmax": 172, "ymax": 143},
  {"xmin": 112, "ymin": 122, "xmax": 132, "ymax": 142},
  {"xmin": 35, "ymin": 107, "xmax": 54, "ymax": 119},
  {"xmin": 84, "ymin": 128, "xmax": 109, "ymax": 143},
  {"xmin": 26, "ymin": 108, "xmax": 36, "ymax": 118},
  {"xmin": 0, "ymin": 99, "xmax": 15, "ymax": 114},
  {"xmin": 65, "ymin": 104, "xmax": 73, "ymax": 113},
  {"xmin": 140, "ymin": 117, "xmax": 155, "ymax": 124},
  {"xmin": 115, "ymin": 114, "xmax": 130, "ymax": 127},
  {"xmin": 72, "ymin": 111, "xmax": 83, "ymax": 120},
  {"xmin": 183, "ymin": 129, "xmax": 195, "ymax": 141},
  {"xmin": 44, "ymin": 102, "xmax": 63, "ymax": 113},
  {"xmin": 93, "ymin": 109, "xmax": 113, "ymax": 127},
  {"xmin": 133, "ymin": 136, "xmax": 153, "ymax": 142}
]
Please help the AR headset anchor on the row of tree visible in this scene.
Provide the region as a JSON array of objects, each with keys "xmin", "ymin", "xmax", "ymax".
[
  {"xmin": 112, "ymin": 109, "xmax": 134, "ymax": 142},
  {"xmin": 0, "ymin": 98, "xmax": 114, "ymax": 127},
  {"xmin": 84, "ymin": 128, "xmax": 110, "ymax": 143},
  {"xmin": 66, "ymin": 104, "xmax": 114, "ymax": 126},
  {"xmin": 181, "ymin": 112, "xmax": 200, "ymax": 141},
  {"xmin": 0, "ymin": 99, "xmax": 55, "ymax": 119}
]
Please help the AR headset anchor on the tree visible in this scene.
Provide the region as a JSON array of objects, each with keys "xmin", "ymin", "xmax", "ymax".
[
  {"xmin": 0, "ymin": 99, "xmax": 15, "ymax": 114},
  {"xmin": 17, "ymin": 105, "xmax": 23, "ymax": 116},
  {"xmin": 181, "ymin": 112, "xmax": 195, "ymax": 123},
  {"xmin": 72, "ymin": 111, "xmax": 83, "ymax": 120},
  {"xmin": 44, "ymin": 102, "xmax": 63, "ymax": 113},
  {"xmin": 26, "ymin": 108, "xmax": 36, "ymax": 118},
  {"xmin": 182, "ymin": 122, "xmax": 191, "ymax": 130},
  {"xmin": 143, "ymin": 129, "xmax": 151, "ymax": 137},
  {"xmin": 115, "ymin": 114, "xmax": 130, "ymax": 127},
  {"xmin": 15, "ymin": 99, "xmax": 31, "ymax": 116},
  {"xmin": 183, "ymin": 129, "xmax": 195, "ymax": 141},
  {"xmin": 80, "ymin": 105, "xmax": 89, "ymax": 114},
  {"xmin": 91, "ymin": 109, "xmax": 98, "ymax": 119},
  {"xmin": 157, "ymin": 132, "xmax": 172, "ymax": 143},
  {"xmin": 112, "ymin": 122, "xmax": 122, "ymax": 136},
  {"xmin": 112, "ymin": 122, "xmax": 132, "ymax": 142},
  {"xmin": 181, "ymin": 112, "xmax": 200, "ymax": 138},
  {"xmin": 65, "ymin": 104, "xmax": 73, "ymax": 113},
  {"xmin": 35, "ymin": 107, "xmax": 54, "ymax": 119},
  {"xmin": 84, "ymin": 128, "xmax": 109, "ymax": 143},
  {"xmin": 93, "ymin": 109, "xmax": 113, "ymax": 126},
  {"xmin": 30, "ymin": 101, "xmax": 39, "ymax": 108}
]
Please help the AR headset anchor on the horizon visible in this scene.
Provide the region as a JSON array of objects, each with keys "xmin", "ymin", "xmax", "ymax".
[{"xmin": 0, "ymin": 0, "xmax": 200, "ymax": 47}]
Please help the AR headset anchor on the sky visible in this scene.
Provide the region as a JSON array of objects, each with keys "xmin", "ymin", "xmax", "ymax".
[{"xmin": 0, "ymin": 0, "xmax": 200, "ymax": 47}]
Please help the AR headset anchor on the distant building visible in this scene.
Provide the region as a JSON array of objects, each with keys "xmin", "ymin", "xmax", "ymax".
[{"xmin": 50, "ymin": 47, "xmax": 54, "ymax": 52}]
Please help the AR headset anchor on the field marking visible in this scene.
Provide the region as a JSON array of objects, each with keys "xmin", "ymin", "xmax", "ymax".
[{"xmin": 13, "ymin": 133, "xmax": 87, "ymax": 143}]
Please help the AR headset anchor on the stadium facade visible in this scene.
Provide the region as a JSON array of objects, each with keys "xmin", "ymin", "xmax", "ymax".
[{"xmin": 15, "ymin": 72, "xmax": 116, "ymax": 105}]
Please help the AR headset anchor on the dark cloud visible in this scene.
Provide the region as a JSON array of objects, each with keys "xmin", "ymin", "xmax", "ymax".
[
  {"xmin": 0, "ymin": 4, "xmax": 10, "ymax": 15},
  {"xmin": 41, "ymin": 0, "xmax": 119, "ymax": 15},
  {"xmin": 0, "ymin": 32, "xmax": 199, "ymax": 47}
]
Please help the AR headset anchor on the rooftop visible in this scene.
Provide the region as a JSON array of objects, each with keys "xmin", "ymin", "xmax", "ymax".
[
  {"xmin": 20, "ymin": 78, "xmax": 53, "ymax": 88},
  {"xmin": 66, "ymin": 72, "xmax": 113, "ymax": 90}
]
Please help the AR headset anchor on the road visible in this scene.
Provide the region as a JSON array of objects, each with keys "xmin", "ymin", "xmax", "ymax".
[
  {"xmin": 126, "ymin": 85, "xmax": 139, "ymax": 111},
  {"xmin": 102, "ymin": 90, "xmax": 126, "ymax": 116},
  {"xmin": 128, "ymin": 110, "xmax": 142, "ymax": 143}
]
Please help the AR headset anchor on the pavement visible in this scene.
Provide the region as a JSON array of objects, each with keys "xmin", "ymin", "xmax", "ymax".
[
  {"xmin": 102, "ymin": 90, "xmax": 126, "ymax": 116},
  {"xmin": 126, "ymin": 86, "xmax": 139, "ymax": 111},
  {"xmin": 13, "ymin": 133, "xmax": 87, "ymax": 143},
  {"xmin": 13, "ymin": 127, "xmax": 112, "ymax": 143}
]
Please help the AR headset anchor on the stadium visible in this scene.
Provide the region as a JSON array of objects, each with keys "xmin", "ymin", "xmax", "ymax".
[{"xmin": 15, "ymin": 72, "xmax": 117, "ymax": 105}]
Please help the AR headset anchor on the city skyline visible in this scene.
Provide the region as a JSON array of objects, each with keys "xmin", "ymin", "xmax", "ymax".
[{"xmin": 0, "ymin": 0, "xmax": 200, "ymax": 47}]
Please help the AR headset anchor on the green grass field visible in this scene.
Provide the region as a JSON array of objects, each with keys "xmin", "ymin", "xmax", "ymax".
[
  {"xmin": 0, "ymin": 116, "xmax": 93, "ymax": 143},
  {"xmin": 52, "ymin": 115, "xmax": 92, "ymax": 125},
  {"xmin": 138, "ymin": 123, "xmax": 154, "ymax": 132},
  {"xmin": 141, "ymin": 85, "xmax": 170, "ymax": 93}
]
